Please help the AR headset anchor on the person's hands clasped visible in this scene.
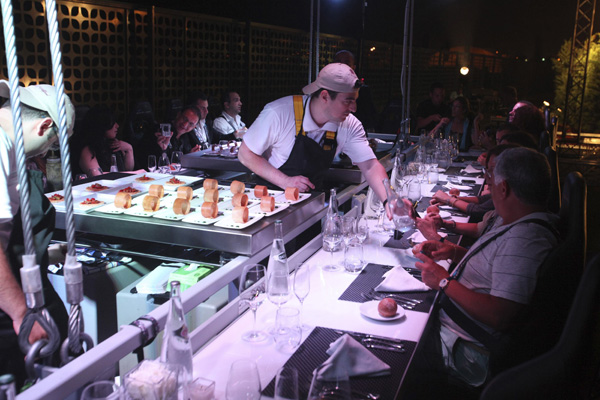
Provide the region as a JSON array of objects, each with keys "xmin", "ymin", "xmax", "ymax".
[
  {"xmin": 412, "ymin": 240, "xmax": 455, "ymax": 261},
  {"xmin": 430, "ymin": 190, "xmax": 452, "ymax": 206},
  {"xmin": 413, "ymin": 250, "xmax": 450, "ymax": 290},
  {"xmin": 109, "ymin": 139, "xmax": 132, "ymax": 154},
  {"xmin": 285, "ymin": 175, "xmax": 314, "ymax": 192}
]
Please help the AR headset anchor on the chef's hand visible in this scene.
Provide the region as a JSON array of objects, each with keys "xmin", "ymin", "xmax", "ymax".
[
  {"xmin": 285, "ymin": 176, "xmax": 315, "ymax": 192},
  {"xmin": 414, "ymin": 251, "xmax": 450, "ymax": 290}
]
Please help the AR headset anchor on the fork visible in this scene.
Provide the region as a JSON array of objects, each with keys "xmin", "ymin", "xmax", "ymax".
[
  {"xmin": 368, "ymin": 289, "xmax": 423, "ymax": 306},
  {"xmin": 361, "ymin": 292, "xmax": 416, "ymax": 310}
]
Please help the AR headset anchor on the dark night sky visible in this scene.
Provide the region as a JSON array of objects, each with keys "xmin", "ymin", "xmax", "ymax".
[{"xmin": 147, "ymin": 0, "xmax": 582, "ymax": 59}]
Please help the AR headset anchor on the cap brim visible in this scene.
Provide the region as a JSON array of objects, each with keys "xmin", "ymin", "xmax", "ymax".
[{"xmin": 302, "ymin": 81, "xmax": 320, "ymax": 95}]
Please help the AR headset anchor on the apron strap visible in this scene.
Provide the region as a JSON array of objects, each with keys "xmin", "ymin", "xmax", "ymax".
[{"xmin": 293, "ymin": 95, "xmax": 305, "ymax": 137}]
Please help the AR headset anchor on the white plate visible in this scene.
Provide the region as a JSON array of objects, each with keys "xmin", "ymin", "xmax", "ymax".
[
  {"xmin": 102, "ymin": 183, "xmax": 147, "ymax": 197},
  {"xmin": 94, "ymin": 203, "xmax": 125, "ymax": 214},
  {"xmin": 181, "ymin": 211, "xmax": 226, "ymax": 225},
  {"xmin": 242, "ymin": 187, "xmax": 283, "ymax": 200},
  {"xmin": 273, "ymin": 192, "xmax": 311, "ymax": 205},
  {"xmin": 115, "ymin": 172, "xmax": 171, "ymax": 185},
  {"xmin": 131, "ymin": 192, "xmax": 176, "ymax": 207},
  {"xmin": 213, "ymin": 213, "xmax": 264, "ymax": 230},
  {"xmin": 418, "ymin": 210, "xmax": 451, "ymax": 219},
  {"xmin": 123, "ymin": 203, "xmax": 170, "ymax": 217},
  {"xmin": 359, "ymin": 301, "xmax": 405, "ymax": 321},
  {"xmin": 72, "ymin": 194, "xmax": 108, "ymax": 213},
  {"xmin": 73, "ymin": 179, "xmax": 121, "ymax": 195},
  {"xmin": 162, "ymin": 175, "xmax": 201, "ymax": 191},
  {"xmin": 152, "ymin": 208, "xmax": 189, "ymax": 221},
  {"xmin": 248, "ymin": 202, "xmax": 290, "ymax": 216},
  {"xmin": 218, "ymin": 198, "xmax": 260, "ymax": 212}
]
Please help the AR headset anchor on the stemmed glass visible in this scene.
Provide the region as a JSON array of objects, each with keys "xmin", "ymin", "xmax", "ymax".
[
  {"xmin": 158, "ymin": 153, "xmax": 169, "ymax": 174},
  {"xmin": 293, "ymin": 263, "xmax": 310, "ymax": 330},
  {"xmin": 226, "ymin": 359, "xmax": 261, "ymax": 400},
  {"xmin": 355, "ymin": 212, "xmax": 369, "ymax": 245},
  {"xmin": 368, "ymin": 191, "xmax": 386, "ymax": 234},
  {"xmin": 322, "ymin": 214, "xmax": 342, "ymax": 271},
  {"xmin": 308, "ymin": 365, "xmax": 351, "ymax": 400},
  {"xmin": 275, "ymin": 366, "xmax": 299, "ymax": 400},
  {"xmin": 147, "ymin": 155, "xmax": 157, "ymax": 172},
  {"xmin": 239, "ymin": 264, "xmax": 268, "ymax": 342},
  {"xmin": 170, "ymin": 151, "xmax": 183, "ymax": 174}
]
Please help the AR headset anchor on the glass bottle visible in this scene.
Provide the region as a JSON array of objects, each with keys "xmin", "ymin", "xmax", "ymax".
[
  {"xmin": 0, "ymin": 374, "xmax": 16, "ymax": 400},
  {"xmin": 160, "ymin": 281, "xmax": 193, "ymax": 391},
  {"xmin": 327, "ymin": 188, "xmax": 338, "ymax": 218},
  {"xmin": 267, "ymin": 220, "xmax": 290, "ymax": 308},
  {"xmin": 383, "ymin": 178, "xmax": 414, "ymax": 233},
  {"xmin": 110, "ymin": 154, "xmax": 118, "ymax": 172}
]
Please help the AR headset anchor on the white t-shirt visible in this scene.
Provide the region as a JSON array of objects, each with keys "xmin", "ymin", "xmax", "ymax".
[
  {"xmin": 213, "ymin": 112, "xmax": 245, "ymax": 135},
  {"xmin": 0, "ymin": 127, "xmax": 19, "ymax": 250},
  {"xmin": 243, "ymin": 95, "xmax": 375, "ymax": 169}
]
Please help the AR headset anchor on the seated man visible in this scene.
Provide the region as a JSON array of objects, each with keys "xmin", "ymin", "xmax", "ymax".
[
  {"xmin": 213, "ymin": 90, "xmax": 246, "ymax": 141},
  {"xmin": 414, "ymin": 82, "xmax": 450, "ymax": 133},
  {"xmin": 238, "ymin": 62, "xmax": 389, "ymax": 201},
  {"xmin": 168, "ymin": 104, "xmax": 201, "ymax": 155},
  {"xmin": 187, "ymin": 91, "xmax": 217, "ymax": 150},
  {"xmin": 411, "ymin": 147, "xmax": 559, "ymax": 390},
  {"xmin": 508, "ymin": 100, "xmax": 544, "ymax": 143}
]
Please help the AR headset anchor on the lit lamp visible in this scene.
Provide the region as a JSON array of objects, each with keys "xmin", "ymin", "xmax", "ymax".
[{"xmin": 460, "ymin": 66, "xmax": 469, "ymax": 76}]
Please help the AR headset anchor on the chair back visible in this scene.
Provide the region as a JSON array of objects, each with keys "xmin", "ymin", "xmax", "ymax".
[
  {"xmin": 165, "ymin": 98, "xmax": 183, "ymax": 122},
  {"xmin": 127, "ymin": 101, "xmax": 155, "ymax": 146},
  {"xmin": 480, "ymin": 254, "xmax": 600, "ymax": 400},
  {"xmin": 543, "ymin": 146, "xmax": 560, "ymax": 213}
]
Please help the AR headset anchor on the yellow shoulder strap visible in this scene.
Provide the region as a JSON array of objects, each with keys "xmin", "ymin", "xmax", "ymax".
[{"xmin": 293, "ymin": 95, "xmax": 304, "ymax": 136}]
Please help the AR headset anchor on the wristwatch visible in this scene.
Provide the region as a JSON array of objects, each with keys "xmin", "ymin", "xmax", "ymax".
[{"xmin": 439, "ymin": 276, "xmax": 455, "ymax": 291}]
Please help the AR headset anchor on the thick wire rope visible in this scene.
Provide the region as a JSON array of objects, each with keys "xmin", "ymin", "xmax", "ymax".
[{"xmin": 1, "ymin": 0, "xmax": 34, "ymax": 256}]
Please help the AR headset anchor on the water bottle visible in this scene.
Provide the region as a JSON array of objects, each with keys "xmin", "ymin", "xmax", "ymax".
[
  {"xmin": 326, "ymin": 188, "xmax": 338, "ymax": 218},
  {"xmin": 110, "ymin": 154, "xmax": 118, "ymax": 172},
  {"xmin": 383, "ymin": 178, "xmax": 414, "ymax": 234},
  {"xmin": 0, "ymin": 374, "xmax": 16, "ymax": 400},
  {"xmin": 267, "ymin": 220, "xmax": 290, "ymax": 307},
  {"xmin": 160, "ymin": 281, "xmax": 193, "ymax": 393}
]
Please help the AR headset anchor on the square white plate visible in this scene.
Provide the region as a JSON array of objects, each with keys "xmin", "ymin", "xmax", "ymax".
[
  {"xmin": 114, "ymin": 172, "xmax": 171, "ymax": 186},
  {"xmin": 213, "ymin": 213, "xmax": 264, "ymax": 230},
  {"xmin": 152, "ymin": 208, "xmax": 189, "ymax": 221},
  {"xmin": 218, "ymin": 198, "xmax": 261, "ymax": 212},
  {"xmin": 242, "ymin": 186, "xmax": 283, "ymax": 200},
  {"xmin": 248, "ymin": 202, "xmax": 290, "ymax": 217},
  {"xmin": 162, "ymin": 175, "xmax": 202, "ymax": 191},
  {"xmin": 72, "ymin": 179, "xmax": 121, "ymax": 195},
  {"xmin": 181, "ymin": 211, "xmax": 226, "ymax": 225},
  {"xmin": 273, "ymin": 192, "xmax": 311, "ymax": 205}
]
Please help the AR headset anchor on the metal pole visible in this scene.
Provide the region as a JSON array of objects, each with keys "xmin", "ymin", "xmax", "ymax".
[
  {"xmin": 309, "ymin": 0, "xmax": 314, "ymax": 84},
  {"xmin": 316, "ymin": 0, "xmax": 320, "ymax": 76}
]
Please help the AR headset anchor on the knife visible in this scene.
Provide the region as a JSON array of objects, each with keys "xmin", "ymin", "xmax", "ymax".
[
  {"xmin": 364, "ymin": 343, "xmax": 406, "ymax": 353},
  {"xmin": 333, "ymin": 329, "xmax": 404, "ymax": 344}
]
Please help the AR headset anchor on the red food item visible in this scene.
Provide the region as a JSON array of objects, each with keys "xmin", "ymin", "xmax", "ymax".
[
  {"xmin": 173, "ymin": 198, "xmax": 191, "ymax": 215},
  {"xmin": 135, "ymin": 175, "xmax": 154, "ymax": 182},
  {"xmin": 378, "ymin": 298, "xmax": 398, "ymax": 318},
  {"xmin": 203, "ymin": 178, "xmax": 218, "ymax": 190},
  {"xmin": 284, "ymin": 187, "xmax": 299, "ymax": 201},
  {"xmin": 48, "ymin": 193, "xmax": 64, "ymax": 203},
  {"xmin": 201, "ymin": 202, "xmax": 218, "ymax": 218},
  {"xmin": 260, "ymin": 196, "xmax": 275, "ymax": 212},
  {"xmin": 230, "ymin": 180, "xmax": 245, "ymax": 194},
  {"xmin": 254, "ymin": 185, "xmax": 268, "ymax": 198},
  {"xmin": 166, "ymin": 177, "xmax": 184, "ymax": 185},
  {"xmin": 449, "ymin": 188, "xmax": 460, "ymax": 196},
  {"xmin": 426, "ymin": 205, "xmax": 440, "ymax": 214},
  {"xmin": 81, "ymin": 198, "xmax": 102, "ymax": 205},
  {"xmin": 118, "ymin": 186, "xmax": 140, "ymax": 194},
  {"xmin": 86, "ymin": 183, "xmax": 108, "ymax": 192},
  {"xmin": 232, "ymin": 206, "xmax": 249, "ymax": 223},
  {"xmin": 232, "ymin": 193, "xmax": 248, "ymax": 207},
  {"xmin": 114, "ymin": 192, "xmax": 132, "ymax": 209}
]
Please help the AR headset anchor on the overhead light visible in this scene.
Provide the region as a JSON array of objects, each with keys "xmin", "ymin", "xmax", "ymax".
[
  {"xmin": 460, "ymin": 66, "xmax": 469, "ymax": 76},
  {"xmin": 370, "ymin": 47, "xmax": 376, "ymax": 52},
  {"xmin": 543, "ymin": 101, "xmax": 550, "ymax": 107}
]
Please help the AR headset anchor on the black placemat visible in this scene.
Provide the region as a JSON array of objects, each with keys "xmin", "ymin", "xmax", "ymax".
[
  {"xmin": 338, "ymin": 263, "xmax": 436, "ymax": 313},
  {"xmin": 262, "ymin": 326, "xmax": 416, "ymax": 400}
]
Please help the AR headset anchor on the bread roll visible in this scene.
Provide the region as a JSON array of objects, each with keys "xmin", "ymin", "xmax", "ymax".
[
  {"xmin": 114, "ymin": 192, "xmax": 132, "ymax": 209},
  {"xmin": 149, "ymin": 184, "xmax": 164, "ymax": 198},
  {"xmin": 426, "ymin": 205, "xmax": 440, "ymax": 214},
  {"xmin": 173, "ymin": 198, "xmax": 191, "ymax": 215},
  {"xmin": 232, "ymin": 193, "xmax": 248, "ymax": 207},
  {"xmin": 203, "ymin": 178, "xmax": 218, "ymax": 190},
  {"xmin": 177, "ymin": 186, "xmax": 193, "ymax": 200},
  {"xmin": 230, "ymin": 180, "xmax": 245, "ymax": 194},
  {"xmin": 254, "ymin": 185, "xmax": 268, "ymax": 198},
  {"xmin": 449, "ymin": 188, "xmax": 460, "ymax": 196},
  {"xmin": 200, "ymin": 202, "xmax": 218, "ymax": 218},
  {"xmin": 204, "ymin": 188, "xmax": 219, "ymax": 203},
  {"xmin": 142, "ymin": 195, "xmax": 160, "ymax": 212},
  {"xmin": 378, "ymin": 298, "xmax": 398, "ymax": 318},
  {"xmin": 260, "ymin": 196, "xmax": 275, "ymax": 212},
  {"xmin": 232, "ymin": 206, "xmax": 249, "ymax": 223},
  {"xmin": 284, "ymin": 187, "xmax": 299, "ymax": 201}
]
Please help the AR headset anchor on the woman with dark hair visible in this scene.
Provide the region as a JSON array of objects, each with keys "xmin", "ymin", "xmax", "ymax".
[
  {"xmin": 430, "ymin": 96, "xmax": 480, "ymax": 151},
  {"xmin": 78, "ymin": 105, "xmax": 134, "ymax": 176}
]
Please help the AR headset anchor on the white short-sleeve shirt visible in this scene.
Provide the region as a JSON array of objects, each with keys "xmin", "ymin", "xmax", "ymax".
[
  {"xmin": 213, "ymin": 112, "xmax": 245, "ymax": 135},
  {"xmin": 243, "ymin": 95, "xmax": 375, "ymax": 169},
  {"xmin": 0, "ymin": 127, "xmax": 19, "ymax": 250}
]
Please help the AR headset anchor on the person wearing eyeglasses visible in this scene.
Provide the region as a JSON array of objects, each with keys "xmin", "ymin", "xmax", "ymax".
[{"xmin": 238, "ymin": 62, "xmax": 389, "ymax": 204}]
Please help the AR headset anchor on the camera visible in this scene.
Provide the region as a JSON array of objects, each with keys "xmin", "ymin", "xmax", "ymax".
[{"xmin": 160, "ymin": 123, "xmax": 171, "ymax": 137}]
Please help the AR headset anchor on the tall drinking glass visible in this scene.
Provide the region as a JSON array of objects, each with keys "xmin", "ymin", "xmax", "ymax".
[
  {"xmin": 170, "ymin": 151, "xmax": 183, "ymax": 174},
  {"xmin": 158, "ymin": 153, "xmax": 169, "ymax": 174},
  {"xmin": 307, "ymin": 365, "xmax": 351, "ymax": 400},
  {"xmin": 293, "ymin": 263, "xmax": 310, "ymax": 330},
  {"xmin": 239, "ymin": 264, "xmax": 268, "ymax": 342},
  {"xmin": 226, "ymin": 360, "xmax": 261, "ymax": 400},
  {"xmin": 274, "ymin": 366, "xmax": 299, "ymax": 400},
  {"xmin": 147, "ymin": 155, "xmax": 157, "ymax": 172}
]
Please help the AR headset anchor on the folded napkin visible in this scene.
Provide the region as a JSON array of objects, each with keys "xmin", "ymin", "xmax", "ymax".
[
  {"xmin": 461, "ymin": 164, "xmax": 482, "ymax": 174},
  {"xmin": 376, "ymin": 266, "xmax": 430, "ymax": 292},
  {"xmin": 318, "ymin": 334, "xmax": 390, "ymax": 379},
  {"xmin": 407, "ymin": 230, "xmax": 447, "ymax": 244},
  {"xmin": 445, "ymin": 182, "xmax": 472, "ymax": 191}
]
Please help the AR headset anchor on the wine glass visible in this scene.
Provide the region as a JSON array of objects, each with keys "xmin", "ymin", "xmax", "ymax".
[
  {"xmin": 275, "ymin": 366, "xmax": 299, "ymax": 400},
  {"xmin": 147, "ymin": 155, "xmax": 157, "ymax": 172},
  {"xmin": 355, "ymin": 212, "xmax": 369, "ymax": 245},
  {"xmin": 170, "ymin": 151, "xmax": 183, "ymax": 174},
  {"xmin": 226, "ymin": 359, "xmax": 261, "ymax": 400},
  {"xmin": 408, "ymin": 181, "xmax": 421, "ymax": 202},
  {"xmin": 368, "ymin": 191, "xmax": 386, "ymax": 234},
  {"xmin": 307, "ymin": 365, "xmax": 351, "ymax": 400},
  {"xmin": 239, "ymin": 264, "xmax": 268, "ymax": 342},
  {"xmin": 158, "ymin": 153, "xmax": 169, "ymax": 174},
  {"xmin": 341, "ymin": 214, "xmax": 356, "ymax": 246},
  {"xmin": 293, "ymin": 263, "xmax": 310, "ymax": 330},
  {"xmin": 322, "ymin": 214, "xmax": 342, "ymax": 271}
]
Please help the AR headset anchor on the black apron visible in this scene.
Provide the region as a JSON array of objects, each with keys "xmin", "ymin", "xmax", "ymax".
[
  {"xmin": 0, "ymin": 170, "xmax": 68, "ymax": 386},
  {"xmin": 276, "ymin": 96, "xmax": 338, "ymax": 191}
]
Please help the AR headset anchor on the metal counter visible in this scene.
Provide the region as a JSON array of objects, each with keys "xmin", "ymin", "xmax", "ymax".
[{"xmin": 55, "ymin": 191, "xmax": 325, "ymax": 256}]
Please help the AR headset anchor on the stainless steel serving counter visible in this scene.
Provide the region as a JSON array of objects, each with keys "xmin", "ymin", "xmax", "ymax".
[{"xmin": 55, "ymin": 190, "xmax": 325, "ymax": 256}]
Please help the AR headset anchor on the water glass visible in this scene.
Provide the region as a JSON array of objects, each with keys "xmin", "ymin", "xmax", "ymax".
[
  {"xmin": 322, "ymin": 215, "xmax": 342, "ymax": 271},
  {"xmin": 81, "ymin": 380, "xmax": 122, "ymax": 400},
  {"xmin": 226, "ymin": 360, "xmax": 261, "ymax": 400},
  {"xmin": 170, "ymin": 151, "xmax": 183, "ymax": 174},
  {"xmin": 274, "ymin": 307, "xmax": 302, "ymax": 352},
  {"xmin": 239, "ymin": 264, "xmax": 268, "ymax": 342},
  {"xmin": 428, "ymin": 169, "xmax": 439, "ymax": 184},
  {"xmin": 158, "ymin": 153, "xmax": 169, "ymax": 173},
  {"xmin": 147, "ymin": 155, "xmax": 157, "ymax": 172},
  {"xmin": 408, "ymin": 181, "xmax": 421, "ymax": 202},
  {"xmin": 274, "ymin": 366, "xmax": 299, "ymax": 400},
  {"xmin": 188, "ymin": 377, "xmax": 215, "ymax": 400},
  {"xmin": 293, "ymin": 263, "xmax": 311, "ymax": 329},
  {"xmin": 344, "ymin": 239, "xmax": 364, "ymax": 273}
]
